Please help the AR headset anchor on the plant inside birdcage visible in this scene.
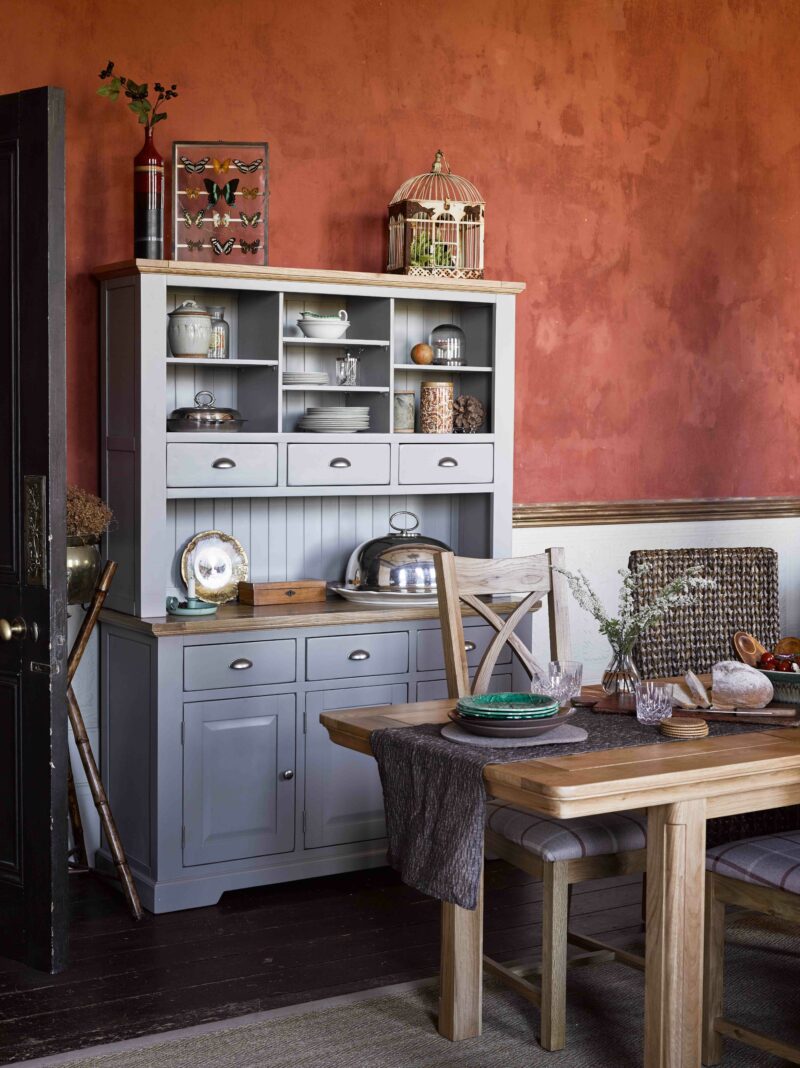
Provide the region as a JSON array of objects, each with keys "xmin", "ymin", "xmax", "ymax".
[{"xmin": 409, "ymin": 227, "xmax": 454, "ymax": 268}]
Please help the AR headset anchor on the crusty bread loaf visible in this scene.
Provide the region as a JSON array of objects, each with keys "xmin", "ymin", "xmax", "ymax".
[{"xmin": 712, "ymin": 661, "xmax": 773, "ymax": 709}]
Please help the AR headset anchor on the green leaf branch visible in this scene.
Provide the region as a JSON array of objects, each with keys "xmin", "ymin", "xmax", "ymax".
[{"xmin": 97, "ymin": 61, "xmax": 178, "ymax": 129}]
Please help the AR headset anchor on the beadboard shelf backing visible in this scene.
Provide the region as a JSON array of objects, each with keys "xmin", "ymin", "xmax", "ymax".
[{"xmin": 164, "ymin": 493, "xmax": 491, "ymax": 605}]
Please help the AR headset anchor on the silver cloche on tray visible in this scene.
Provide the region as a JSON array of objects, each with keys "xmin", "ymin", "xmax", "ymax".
[{"xmin": 342, "ymin": 511, "xmax": 451, "ymax": 594}]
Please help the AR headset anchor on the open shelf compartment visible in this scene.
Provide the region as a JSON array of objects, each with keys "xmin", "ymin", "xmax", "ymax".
[{"xmin": 167, "ymin": 286, "xmax": 281, "ymax": 361}]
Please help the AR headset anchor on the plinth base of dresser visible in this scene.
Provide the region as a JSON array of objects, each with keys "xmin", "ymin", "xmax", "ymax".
[{"xmin": 95, "ymin": 840, "xmax": 389, "ymax": 914}]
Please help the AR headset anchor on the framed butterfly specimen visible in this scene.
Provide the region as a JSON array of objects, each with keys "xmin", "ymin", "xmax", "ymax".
[{"xmin": 172, "ymin": 140, "xmax": 269, "ymax": 264}]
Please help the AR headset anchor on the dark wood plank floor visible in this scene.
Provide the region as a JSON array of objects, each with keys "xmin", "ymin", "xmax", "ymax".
[{"xmin": 0, "ymin": 864, "xmax": 643, "ymax": 1065}]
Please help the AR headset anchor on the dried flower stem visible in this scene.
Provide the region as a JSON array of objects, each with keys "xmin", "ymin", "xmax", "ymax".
[{"xmin": 554, "ymin": 563, "xmax": 716, "ymax": 653}]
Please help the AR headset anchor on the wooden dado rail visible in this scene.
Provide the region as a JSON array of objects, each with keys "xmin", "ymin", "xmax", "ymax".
[{"xmin": 513, "ymin": 497, "xmax": 800, "ymax": 528}]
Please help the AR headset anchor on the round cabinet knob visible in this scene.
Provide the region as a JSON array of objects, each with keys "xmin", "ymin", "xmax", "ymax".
[
  {"xmin": 0, "ymin": 617, "xmax": 27, "ymax": 642},
  {"xmin": 280, "ymin": 769, "xmax": 295, "ymax": 781},
  {"xmin": 348, "ymin": 649, "xmax": 370, "ymax": 661},
  {"xmin": 464, "ymin": 640, "xmax": 476, "ymax": 652}
]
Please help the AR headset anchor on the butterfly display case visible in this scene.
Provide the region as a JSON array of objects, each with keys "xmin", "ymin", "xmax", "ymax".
[{"xmin": 172, "ymin": 141, "xmax": 268, "ymax": 265}]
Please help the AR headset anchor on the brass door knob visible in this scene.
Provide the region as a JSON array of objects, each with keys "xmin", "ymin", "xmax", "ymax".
[{"xmin": 0, "ymin": 617, "xmax": 27, "ymax": 641}]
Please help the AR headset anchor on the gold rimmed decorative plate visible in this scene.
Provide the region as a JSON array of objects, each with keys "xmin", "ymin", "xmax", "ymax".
[{"xmin": 181, "ymin": 530, "xmax": 248, "ymax": 604}]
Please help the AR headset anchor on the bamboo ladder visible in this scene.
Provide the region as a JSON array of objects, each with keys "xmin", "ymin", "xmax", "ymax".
[{"xmin": 67, "ymin": 561, "xmax": 143, "ymax": 921}]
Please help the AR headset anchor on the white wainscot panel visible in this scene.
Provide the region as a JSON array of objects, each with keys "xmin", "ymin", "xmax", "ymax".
[{"xmin": 513, "ymin": 516, "xmax": 800, "ymax": 685}]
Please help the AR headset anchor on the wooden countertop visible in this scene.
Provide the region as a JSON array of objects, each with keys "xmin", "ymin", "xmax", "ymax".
[
  {"xmin": 91, "ymin": 259, "xmax": 526, "ymax": 295},
  {"xmin": 100, "ymin": 594, "xmax": 537, "ymax": 637}
]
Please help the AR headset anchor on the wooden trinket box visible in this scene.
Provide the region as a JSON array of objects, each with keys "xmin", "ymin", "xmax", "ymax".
[{"xmin": 238, "ymin": 580, "xmax": 327, "ymax": 606}]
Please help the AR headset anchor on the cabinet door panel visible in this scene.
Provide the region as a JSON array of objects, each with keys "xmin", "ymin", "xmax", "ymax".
[
  {"xmin": 305, "ymin": 684, "xmax": 406, "ymax": 849},
  {"xmin": 183, "ymin": 694, "xmax": 295, "ymax": 866}
]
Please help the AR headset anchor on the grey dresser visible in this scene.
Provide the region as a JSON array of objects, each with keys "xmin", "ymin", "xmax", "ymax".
[{"xmin": 95, "ymin": 261, "xmax": 524, "ymax": 912}]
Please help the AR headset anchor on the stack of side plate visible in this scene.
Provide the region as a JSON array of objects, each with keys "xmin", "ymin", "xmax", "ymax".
[
  {"xmin": 298, "ymin": 406, "xmax": 371, "ymax": 433},
  {"xmin": 283, "ymin": 371, "xmax": 330, "ymax": 386},
  {"xmin": 452, "ymin": 692, "xmax": 569, "ymax": 738}
]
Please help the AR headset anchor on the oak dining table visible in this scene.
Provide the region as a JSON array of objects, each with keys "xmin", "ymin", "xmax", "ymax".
[{"xmin": 321, "ymin": 693, "xmax": 800, "ymax": 1068}]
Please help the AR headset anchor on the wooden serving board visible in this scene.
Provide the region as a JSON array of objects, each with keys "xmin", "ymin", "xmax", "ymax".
[{"xmin": 588, "ymin": 693, "xmax": 800, "ymax": 726}]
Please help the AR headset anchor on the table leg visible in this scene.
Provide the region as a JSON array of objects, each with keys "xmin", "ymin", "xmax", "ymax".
[
  {"xmin": 439, "ymin": 870, "xmax": 483, "ymax": 1040},
  {"xmin": 644, "ymin": 800, "xmax": 706, "ymax": 1068}
]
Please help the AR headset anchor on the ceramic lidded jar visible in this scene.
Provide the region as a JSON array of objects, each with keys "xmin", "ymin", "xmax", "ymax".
[{"xmin": 167, "ymin": 301, "xmax": 212, "ymax": 358}]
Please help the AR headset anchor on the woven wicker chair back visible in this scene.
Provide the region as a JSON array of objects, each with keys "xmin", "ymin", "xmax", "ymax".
[
  {"xmin": 628, "ymin": 547, "xmax": 780, "ymax": 679},
  {"xmin": 628, "ymin": 546, "xmax": 792, "ymax": 846}
]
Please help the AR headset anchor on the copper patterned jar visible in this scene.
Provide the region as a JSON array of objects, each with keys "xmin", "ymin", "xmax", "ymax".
[{"xmin": 420, "ymin": 380, "xmax": 454, "ymax": 433}]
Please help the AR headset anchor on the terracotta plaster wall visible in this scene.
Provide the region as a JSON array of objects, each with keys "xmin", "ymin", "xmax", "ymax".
[{"xmin": 2, "ymin": 0, "xmax": 799, "ymax": 502}]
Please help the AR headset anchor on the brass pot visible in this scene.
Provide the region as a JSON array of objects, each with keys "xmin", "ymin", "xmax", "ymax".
[{"xmin": 67, "ymin": 536, "xmax": 101, "ymax": 605}]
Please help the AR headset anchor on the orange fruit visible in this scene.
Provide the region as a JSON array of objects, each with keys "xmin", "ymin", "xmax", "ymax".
[{"xmin": 410, "ymin": 343, "xmax": 434, "ymax": 365}]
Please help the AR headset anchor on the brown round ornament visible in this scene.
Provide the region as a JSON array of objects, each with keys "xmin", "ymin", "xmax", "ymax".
[{"xmin": 410, "ymin": 343, "xmax": 434, "ymax": 365}]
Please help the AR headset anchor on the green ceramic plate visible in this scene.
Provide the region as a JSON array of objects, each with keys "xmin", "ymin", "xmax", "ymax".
[{"xmin": 456, "ymin": 693, "xmax": 560, "ymax": 720}]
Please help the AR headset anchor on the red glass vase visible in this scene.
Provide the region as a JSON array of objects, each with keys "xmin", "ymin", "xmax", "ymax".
[{"xmin": 133, "ymin": 126, "xmax": 164, "ymax": 259}]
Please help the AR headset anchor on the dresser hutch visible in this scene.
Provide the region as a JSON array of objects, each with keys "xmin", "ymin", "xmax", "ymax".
[{"xmin": 95, "ymin": 260, "xmax": 524, "ymax": 912}]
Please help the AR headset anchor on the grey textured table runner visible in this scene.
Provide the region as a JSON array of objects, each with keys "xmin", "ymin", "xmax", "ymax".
[{"xmin": 370, "ymin": 711, "xmax": 777, "ymax": 910}]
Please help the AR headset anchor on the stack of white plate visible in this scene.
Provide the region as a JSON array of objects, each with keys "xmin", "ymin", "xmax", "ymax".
[
  {"xmin": 298, "ymin": 406, "xmax": 370, "ymax": 433},
  {"xmin": 283, "ymin": 371, "xmax": 329, "ymax": 386}
]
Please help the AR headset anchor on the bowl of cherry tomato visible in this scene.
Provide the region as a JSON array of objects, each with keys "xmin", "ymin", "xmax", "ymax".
[{"xmin": 757, "ymin": 652, "xmax": 800, "ymax": 702}]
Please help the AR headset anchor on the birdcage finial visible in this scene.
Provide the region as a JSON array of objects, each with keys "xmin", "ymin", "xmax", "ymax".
[{"xmin": 432, "ymin": 149, "xmax": 450, "ymax": 174}]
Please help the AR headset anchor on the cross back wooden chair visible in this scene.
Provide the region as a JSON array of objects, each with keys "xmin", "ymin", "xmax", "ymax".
[
  {"xmin": 703, "ymin": 831, "xmax": 800, "ymax": 1066},
  {"xmin": 433, "ymin": 548, "xmax": 647, "ymax": 1052}
]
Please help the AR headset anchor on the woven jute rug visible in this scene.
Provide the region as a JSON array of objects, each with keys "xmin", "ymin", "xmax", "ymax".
[{"xmin": 19, "ymin": 917, "xmax": 799, "ymax": 1068}]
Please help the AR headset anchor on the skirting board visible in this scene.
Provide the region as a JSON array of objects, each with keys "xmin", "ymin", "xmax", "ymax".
[{"xmin": 513, "ymin": 497, "xmax": 800, "ymax": 528}]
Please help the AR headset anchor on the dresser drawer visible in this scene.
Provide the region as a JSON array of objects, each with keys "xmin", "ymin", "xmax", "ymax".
[
  {"xmin": 167, "ymin": 443, "xmax": 278, "ymax": 488},
  {"xmin": 306, "ymin": 631, "xmax": 409, "ymax": 681},
  {"xmin": 184, "ymin": 638, "xmax": 296, "ymax": 691},
  {"xmin": 398, "ymin": 443, "xmax": 494, "ymax": 484},
  {"xmin": 417, "ymin": 673, "xmax": 512, "ymax": 702},
  {"xmin": 417, "ymin": 624, "xmax": 512, "ymax": 673},
  {"xmin": 287, "ymin": 443, "xmax": 390, "ymax": 486}
]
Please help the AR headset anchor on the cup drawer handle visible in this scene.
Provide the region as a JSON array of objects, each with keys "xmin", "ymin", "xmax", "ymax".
[
  {"xmin": 330, "ymin": 457, "xmax": 352, "ymax": 468},
  {"xmin": 348, "ymin": 649, "xmax": 370, "ymax": 661},
  {"xmin": 212, "ymin": 457, "xmax": 237, "ymax": 469},
  {"xmin": 464, "ymin": 640, "xmax": 476, "ymax": 652},
  {"xmin": 438, "ymin": 456, "xmax": 458, "ymax": 468},
  {"xmin": 230, "ymin": 658, "xmax": 253, "ymax": 670}
]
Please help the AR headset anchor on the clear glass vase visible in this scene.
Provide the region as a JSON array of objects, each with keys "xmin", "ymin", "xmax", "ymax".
[{"xmin": 601, "ymin": 646, "xmax": 641, "ymax": 696}]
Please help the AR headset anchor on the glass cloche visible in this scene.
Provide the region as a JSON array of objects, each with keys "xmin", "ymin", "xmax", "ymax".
[{"xmin": 429, "ymin": 323, "xmax": 466, "ymax": 367}]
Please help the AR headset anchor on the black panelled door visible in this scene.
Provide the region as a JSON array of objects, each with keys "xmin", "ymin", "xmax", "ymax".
[{"xmin": 0, "ymin": 87, "xmax": 68, "ymax": 973}]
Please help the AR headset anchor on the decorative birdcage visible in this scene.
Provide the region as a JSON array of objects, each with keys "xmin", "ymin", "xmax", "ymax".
[{"xmin": 387, "ymin": 150, "xmax": 484, "ymax": 279}]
